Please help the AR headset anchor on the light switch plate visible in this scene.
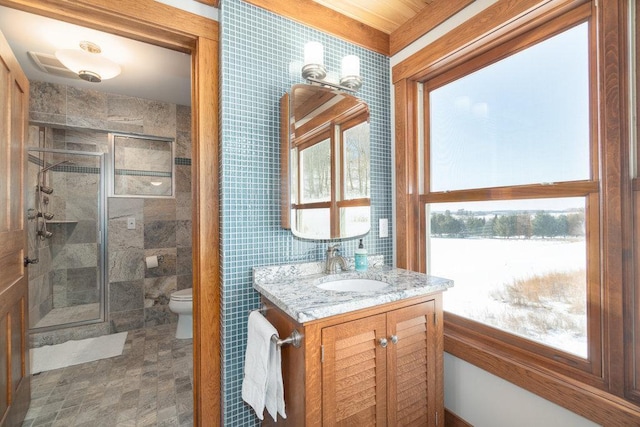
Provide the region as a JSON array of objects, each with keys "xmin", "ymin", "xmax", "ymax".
[
  {"xmin": 127, "ymin": 217, "xmax": 136, "ymax": 230},
  {"xmin": 379, "ymin": 218, "xmax": 389, "ymax": 238}
]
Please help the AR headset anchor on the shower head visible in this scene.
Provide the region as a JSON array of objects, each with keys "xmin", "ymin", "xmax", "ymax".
[
  {"xmin": 41, "ymin": 159, "xmax": 74, "ymax": 173},
  {"xmin": 39, "ymin": 185, "xmax": 54, "ymax": 194}
]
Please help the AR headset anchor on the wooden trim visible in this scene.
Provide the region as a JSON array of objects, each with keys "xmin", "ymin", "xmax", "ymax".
[
  {"xmin": 330, "ymin": 127, "xmax": 339, "ymax": 238},
  {"xmin": 195, "ymin": 0, "xmax": 219, "ymax": 7},
  {"xmin": 444, "ymin": 330, "xmax": 640, "ymax": 425},
  {"xmin": 295, "ymin": 198, "xmax": 370, "ymax": 209},
  {"xmin": 445, "ymin": 408, "xmax": 473, "ymax": 427},
  {"xmin": 629, "ymin": 190, "xmax": 640, "ymax": 402},
  {"xmin": 293, "ymin": 201, "xmax": 331, "ymax": 210},
  {"xmin": 0, "ymin": 0, "xmax": 217, "ymax": 51},
  {"xmin": 280, "ymin": 94, "xmax": 291, "ymax": 230},
  {"xmin": 392, "ymin": 0, "xmax": 590, "ymax": 83},
  {"xmin": 445, "ymin": 312, "xmax": 601, "ymax": 384},
  {"xmin": 433, "ymin": 293, "xmax": 445, "ymax": 426},
  {"xmin": 192, "ymin": 35, "xmax": 221, "ymax": 427},
  {"xmin": 0, "ymin": 1, "xmax": 221, "ymax": 425},
  {"xmin": 420, "ymin": 181, "xmax": 599, "ymax": 204},
  {"xmin": 628, "ymin": 2, "xmax": 640, "ymax": 403},
  {"xmin": 336, "ymin": 198, "xmax": 370, "ymax": 208},
  {"xmin": 389, "ymin": 0, "xmax": 475, "ymax": 56},
  {"xmin": 394, "ymin": 79, "xmax": 421, "ymax": 271},
  {"xmin": 242, "ymin": 0, "xmax": 390, "ymax": 56},
  {"xmin": 598, "ymin": 0, "xmax": 628, "ymax": 399}
]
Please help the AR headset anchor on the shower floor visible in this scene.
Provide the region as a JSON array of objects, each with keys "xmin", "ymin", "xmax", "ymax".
[{"xmin": 34, "ymin": 303, "xmax": 101, "ymax": 329}]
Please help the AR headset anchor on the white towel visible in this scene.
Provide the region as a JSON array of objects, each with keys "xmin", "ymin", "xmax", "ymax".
[{"xmin": 242, "ymin": 311, "xmax": 287, "ymax": 422}]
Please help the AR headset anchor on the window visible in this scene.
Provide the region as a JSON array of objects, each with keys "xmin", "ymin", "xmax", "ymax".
[
  {"xmin": 392, "ymin": 0, "xmax": 640, "ymax": 421},
  {"xmin": 425, "ymin": 21, "xmax": 598, "ymax": 365},
  {"xmin": 110, "ymin": 133, "xmax": 175, "ymax": 198}
]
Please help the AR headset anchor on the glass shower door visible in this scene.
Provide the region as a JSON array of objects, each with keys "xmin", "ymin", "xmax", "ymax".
[{"xmin": 27, "ymin": 148, "xmax": 105, "ymax": 330}]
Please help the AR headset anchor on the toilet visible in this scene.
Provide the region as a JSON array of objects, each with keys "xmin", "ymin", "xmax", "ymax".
[{"xmin": 169, "ymin": 288, "xmax": 193, "ymax": 339}]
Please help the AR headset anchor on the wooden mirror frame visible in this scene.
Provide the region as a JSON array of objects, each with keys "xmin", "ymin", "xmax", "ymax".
[
  {"xmin": 0, "ymin": 0, "xmax": 221, "ymax": 425},
  {"xmin": 281, "ymin": 84, "xmax": 371, "ymax": 240}
]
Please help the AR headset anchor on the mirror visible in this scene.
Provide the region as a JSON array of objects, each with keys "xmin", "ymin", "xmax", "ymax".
[
  {"xmin": 109, "ymin": 133, "xmax": 175, "ymax": 197},
  {"xmin": 281, "ymin": 84, "xmax": 370, "ymax": 239}
]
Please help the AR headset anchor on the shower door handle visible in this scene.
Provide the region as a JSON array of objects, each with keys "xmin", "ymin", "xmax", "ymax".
[{"xmin": 24, "ymin": 257, "xmax": 39, "ymax": 267}]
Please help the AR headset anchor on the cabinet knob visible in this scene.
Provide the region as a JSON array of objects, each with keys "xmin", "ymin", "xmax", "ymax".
[
  {"xmin": 390, "ymin": 335, "xmax": 398, "ymax": 344},
  {"xmin": 378, "ymin": 338, "xmax": 388, "ymax": 348}
]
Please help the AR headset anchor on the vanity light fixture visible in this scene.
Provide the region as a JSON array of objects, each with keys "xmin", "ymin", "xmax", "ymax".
[
  {"xmin": 301, "ymin": 41, "xmax": 362, "ymax": 92},
  {"xmin": 55, "ymin": 41, "xmax": 121, "ymax": 83}
]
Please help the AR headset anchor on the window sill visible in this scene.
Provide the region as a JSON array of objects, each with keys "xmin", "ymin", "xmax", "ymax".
[{"xmin": 444, "ymin": 326, "xmax": 640, "ymax": 425}]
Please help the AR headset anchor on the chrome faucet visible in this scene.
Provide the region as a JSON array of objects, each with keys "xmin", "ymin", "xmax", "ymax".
[{"xmin": 325, "ymin": 245, "xmax": 348, "ymax": 274}]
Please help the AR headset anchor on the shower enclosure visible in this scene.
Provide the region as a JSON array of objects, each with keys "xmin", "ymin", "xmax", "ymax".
[{"xmin": 27, "ymin": 148, "xmax": 106, "ymax": 331}]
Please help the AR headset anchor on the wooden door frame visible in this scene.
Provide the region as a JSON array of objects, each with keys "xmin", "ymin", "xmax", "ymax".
[{"xmin": 0, "ymin": 1, "xmax": 221, "ymax": 425}]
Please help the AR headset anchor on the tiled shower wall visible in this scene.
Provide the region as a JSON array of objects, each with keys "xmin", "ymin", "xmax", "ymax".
[
  {"xmin": 28, "ymin": 81, "xmax": 192, "ymax": 333},
  {"xmin": 220, "ymin": 1, "xmax": 393, "ymax": 424}
]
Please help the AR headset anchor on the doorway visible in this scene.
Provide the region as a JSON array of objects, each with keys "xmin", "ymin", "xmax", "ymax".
[{"xmin": 0, "ymin": 0, "xmax": 220, "ymax": 424}]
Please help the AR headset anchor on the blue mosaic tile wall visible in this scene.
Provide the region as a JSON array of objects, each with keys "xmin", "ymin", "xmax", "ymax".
[{"xmin": 220, "ymin": 1, "xmax": 392, "ymax": 424}]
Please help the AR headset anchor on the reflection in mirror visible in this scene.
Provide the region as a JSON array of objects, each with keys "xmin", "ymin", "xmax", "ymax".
[
  {"xmin": 281, "ymin": 83, "xmax": 370, "ymax": 239},
  {"xmin": 110, "ymin": 133, "xmax": 175, "ymax": 197}
]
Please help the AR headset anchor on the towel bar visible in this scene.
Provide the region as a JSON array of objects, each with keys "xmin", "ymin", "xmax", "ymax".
[
  {"xmin": 249, "ymin": 307, "xmax": 303, "ymax": 348},
  {"xmin": 272, "ymin": 330, "xmax": 302, "ymax": 348}
]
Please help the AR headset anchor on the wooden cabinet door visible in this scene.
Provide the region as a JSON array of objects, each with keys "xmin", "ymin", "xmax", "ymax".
[
  {"xmin": 386, "ymin": 301, "xmax": 438, "ymax": 427},
  {"xmin": 0, "ymin": 29, "xmax": 30, "ymax": 427},
  {"xmin": 322, "ymin": 313, "xmax": 388, "ymax": 426}
]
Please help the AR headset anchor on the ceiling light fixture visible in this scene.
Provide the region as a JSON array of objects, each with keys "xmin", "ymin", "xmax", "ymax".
[
  {"xmin": 55, "ymin": 41, "xmax": 121, "ymax": 83},
  {"xmin": 301, "ymin": 42, "xmax": 362, "ymax": 92}
]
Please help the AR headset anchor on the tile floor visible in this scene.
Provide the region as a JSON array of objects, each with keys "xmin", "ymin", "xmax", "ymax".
[{"xmin": 22, "ymin": 323, "xmax": 193, "ymax": 427}]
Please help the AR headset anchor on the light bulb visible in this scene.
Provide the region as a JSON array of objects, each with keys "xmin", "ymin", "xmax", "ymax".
[
  {"xmin": 304, "ymin": 42, "xmax": 324, "ymax": 66},
  {"xmin": 341, "ymin": 55, "xmax": 360, "ymax": 78}
]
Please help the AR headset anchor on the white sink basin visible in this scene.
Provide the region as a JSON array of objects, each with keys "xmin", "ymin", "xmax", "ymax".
[{"xmin": 317, "ymin": 278, "xmax": 390, "ymax": 292}]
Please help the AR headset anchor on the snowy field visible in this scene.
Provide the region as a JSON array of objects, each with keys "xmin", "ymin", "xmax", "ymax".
[{"xmin": 430, "ymin": 237, "xmax": 587, "ymax": 357}]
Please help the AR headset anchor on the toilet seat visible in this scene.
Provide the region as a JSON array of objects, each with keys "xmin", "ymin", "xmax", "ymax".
[{"xmin": 171, "ymin": 288, "xmax": 192, "ymax": 301}]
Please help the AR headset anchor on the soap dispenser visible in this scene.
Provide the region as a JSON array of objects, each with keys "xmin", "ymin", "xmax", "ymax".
[{"xmin": 355, "ymin": 239, "xmax": 368, "ymax": 272}]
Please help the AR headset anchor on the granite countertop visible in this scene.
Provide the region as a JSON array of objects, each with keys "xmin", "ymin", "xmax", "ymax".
[{"xmin": 253, "ymin": 257, "xmax": 454, "ymax": 323}]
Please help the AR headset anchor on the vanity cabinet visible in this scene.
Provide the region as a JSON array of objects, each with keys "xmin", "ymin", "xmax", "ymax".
[{"xmin": 262, "ymin": 293, "xmax": 443, "ymax": 427}]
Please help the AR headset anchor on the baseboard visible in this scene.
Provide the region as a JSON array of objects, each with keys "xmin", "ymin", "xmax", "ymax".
[{"xmin": 446, "ymin": 408, "xmax": 473, "ymax": 427}]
